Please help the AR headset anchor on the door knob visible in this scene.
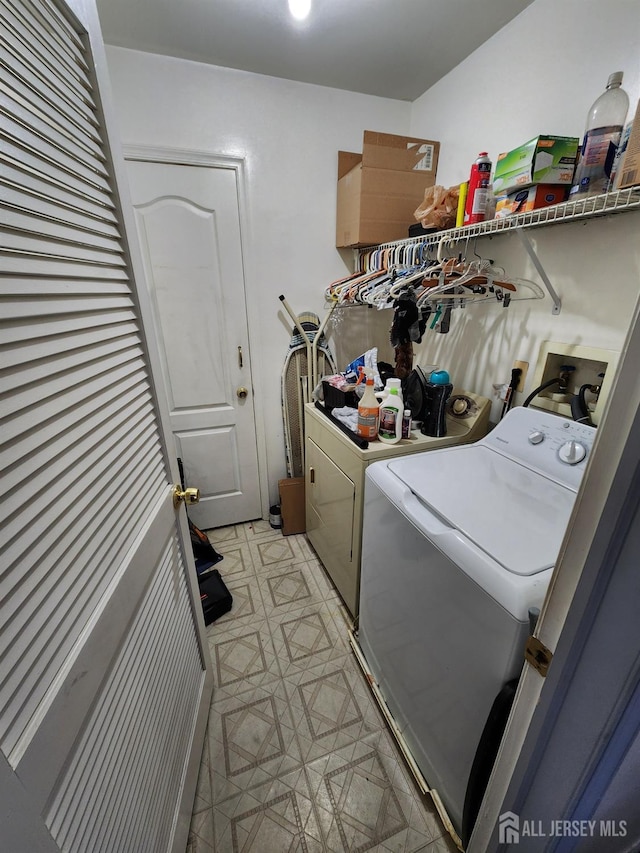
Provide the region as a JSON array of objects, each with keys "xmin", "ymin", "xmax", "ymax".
[
  {"xmin": 173, "ymin": 485, "xmax": 200, "ymax": 508},
  {"xmin": 237, "ymin": 386, "xmax": 249, "ymax": 399}
]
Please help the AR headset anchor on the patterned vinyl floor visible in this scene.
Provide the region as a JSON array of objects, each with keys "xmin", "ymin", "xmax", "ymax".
[{"xmin": 186, "ymin": 519, "xmax": 459, "ymax": 853}]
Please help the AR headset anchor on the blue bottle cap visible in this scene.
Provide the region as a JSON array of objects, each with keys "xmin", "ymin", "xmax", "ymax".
[{"xmin": 429, "ymin": 370, "xmax": 450, "ymax": 385}]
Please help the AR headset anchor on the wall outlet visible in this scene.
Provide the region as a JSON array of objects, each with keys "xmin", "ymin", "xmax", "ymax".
[{"xmin": 513, "ymin": 360, "xmax": 528, "ymax": 393}]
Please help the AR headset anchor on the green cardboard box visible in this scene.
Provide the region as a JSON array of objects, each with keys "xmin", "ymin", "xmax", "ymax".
[{"xmin": 493, "ymin": 135, "xmax": 579, "ymax": 195}]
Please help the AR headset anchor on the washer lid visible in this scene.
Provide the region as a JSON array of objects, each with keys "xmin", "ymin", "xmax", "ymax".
[{"xmin": 387, "ymin": 445, "xmax": 576, "ymax": 576}]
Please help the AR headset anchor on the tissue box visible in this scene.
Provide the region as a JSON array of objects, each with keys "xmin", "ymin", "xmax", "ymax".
[
  {"xmin": 495, "ymin": 184, "xmax": 568, "ymax": 217},
  {"xmin": 493, "ymin": 136, "xmax": 579, "ymax": 195}
]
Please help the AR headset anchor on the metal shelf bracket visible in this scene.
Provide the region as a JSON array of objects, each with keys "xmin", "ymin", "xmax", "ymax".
[{"xmin": 516, "ymin": 227, "xmax": 562, "ymax": 315}]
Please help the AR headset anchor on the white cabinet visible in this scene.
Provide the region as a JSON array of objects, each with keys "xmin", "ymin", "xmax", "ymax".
[{"xmin": 304, "ymin": 391, "xmax": 491, "ymax": 617}]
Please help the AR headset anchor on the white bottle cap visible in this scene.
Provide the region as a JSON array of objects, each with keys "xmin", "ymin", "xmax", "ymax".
[{"xmin": 607, "ymin": 71, "xmax": 623, "ymax": 87}]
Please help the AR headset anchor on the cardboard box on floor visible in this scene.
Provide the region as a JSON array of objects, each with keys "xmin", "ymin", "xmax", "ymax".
[
  {"xmin": 278, "ymin": 477, "xmax": 306, "ymax": 535},
  {"xmin": 336, "ymin": 131, "xmax": 440, "ymax": 248}
]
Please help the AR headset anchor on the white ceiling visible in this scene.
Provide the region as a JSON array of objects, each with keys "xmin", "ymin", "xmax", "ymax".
[{"xmin": 95, "ymin": 0, "xmax": 535, "ymax": 102}]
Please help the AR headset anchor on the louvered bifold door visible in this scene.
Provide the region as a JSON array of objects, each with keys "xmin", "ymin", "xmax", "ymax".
[{"xmin": 0, "ymin": 1, "xmax": 211, "ymax": 851}]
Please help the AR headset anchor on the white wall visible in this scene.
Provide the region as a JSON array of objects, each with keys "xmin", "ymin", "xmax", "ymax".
[
  {"xmin": 408, "ymin": 0, "xmax": 640, "ymax": 421},
  {"xmin": 103, "ymin": 47, "xmax": 409, "ymax": 506},
  {"xmin": 411, "ymin": 0, "xmax": 640, "ymax": 189},
  {"xmin": 104, "ymin": 0, "xmax": 640, "ymax": 509}
]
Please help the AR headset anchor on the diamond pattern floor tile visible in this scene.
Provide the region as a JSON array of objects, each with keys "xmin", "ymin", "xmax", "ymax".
[
  {"xmin": 191, "ymin": 525, "xmax": 451, "ymax": 853},
  {"xmin": 284, "ymin": 654, "xmax": 386, "ymax": 764},
  {"xmin": 208, "ymin": 682, "xmax": 303, "ymax": 804},
  {"xmin": 249, "ymin": 535, "xmax": 310, "ymax": 573},
  {"xmin": 305, "ymin": 731, "xmax": 443, "ymax": 853},
  {"xmin": 208, "ymin": 621, "xmax": 282, "ymax": 699},
  {"xmin": 212, "ymin": 767, "xmax": 324, "ymax": 853},
  {"xmin": 205, "ymin": 524, "xmax": 248, "ymax": 545}
]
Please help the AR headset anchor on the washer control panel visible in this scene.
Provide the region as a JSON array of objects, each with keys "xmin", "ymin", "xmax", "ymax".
[{"xmin": 483, "ymin": 407, "xmax": 596, "ymax": 490}]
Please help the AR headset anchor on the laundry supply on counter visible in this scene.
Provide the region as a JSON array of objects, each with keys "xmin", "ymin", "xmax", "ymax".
[
  {"xmin": 357, "ymin": 368, "xmax": 380, "ymax": 439},
  {"xmin": 378, "ymin": 387, "xmax": 403, "ymax": 444},
  {"xmin": 331, "ymin": 406, "xmax": 360, "ymax": 432}
]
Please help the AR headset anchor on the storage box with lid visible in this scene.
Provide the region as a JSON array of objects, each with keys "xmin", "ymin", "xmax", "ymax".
[{"xmin": 336, "ymin": 131, "xmax": 440, "ymax": 248}]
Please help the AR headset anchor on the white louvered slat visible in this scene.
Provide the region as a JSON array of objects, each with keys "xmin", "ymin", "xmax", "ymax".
[
  {"xmin": 2, "ymin": 321, "xmax": 136, "ymax": 388},
  {"xmin": 29, "ymin": 0, "xmax": 86, "ymax": 56},
  {"xmin": 0, "ymin": 252, "xmax": 128, "ymax": 278},
  {"xmin": 2, "ymin": 0, "xmax": 88, "ymax": 76},
  {"xmin": 2, "ymin": 165, "xmax": 118, "ymax": 223},
  {"xmin": 2, "ymin": 0, "xmax": 95, "ymax": 103},
  {"xmin": 1, "ymin": 315, "xmax": 138, "ymax": 369},
  {"xmin": 46, "ymin": 537, "xmax": 202, "ymax": 853},
  {"xmin": 1, "ymin": 4, "xmax": 208, "ymax": 849},
  {"xmin": 3, "ymin": 379, "xmax": 157, "ymax": 541},
  {"xmin": 1, "ymin": 50, "xmax": 101, "ymax": 152},
  {"xmin": 2, "ymin": 101, "xmax": 106, "ymax": 181},
  {"xmin": 2, "ymin": 127, "xmax": 111, "ymax": 199},
  {"xmin": 3, "ymin": 204, "xmax": 120, "ymax": 246},
  {"xmin": 1, "ymin": 228, "xmax": 123, "ymax": 265},
  {"xmin": 1, "ymin": 3, "xmax": 94, "ymax": 110},
  {"xmin": 0, "ymin": 0, "xmax": 179, "ymax": 763}
]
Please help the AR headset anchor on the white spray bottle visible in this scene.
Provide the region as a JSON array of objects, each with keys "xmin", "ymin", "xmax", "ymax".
[{"xmin": 378, "ymin": 386, "xmax": 403, "ymax": 444}]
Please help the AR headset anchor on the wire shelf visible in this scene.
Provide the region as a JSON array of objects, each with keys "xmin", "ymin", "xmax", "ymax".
[{"xmin": 362, "ymin": 186, "xmax": 640, "ymax": 252}]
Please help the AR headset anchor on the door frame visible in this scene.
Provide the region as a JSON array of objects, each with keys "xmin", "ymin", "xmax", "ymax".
[
  {"xmin": 123, "ymin": 144, "xmax": 270, "ymax": 523},
  {"xmin": 469, "ymin": 291, "xmax": 640, "ymax": 849}
]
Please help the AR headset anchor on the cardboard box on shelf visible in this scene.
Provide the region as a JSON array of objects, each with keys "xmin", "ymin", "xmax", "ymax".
[
  {"xmin": 278, "ymin": 477, "xmax": 306, "ymax": 535},
  {"xmin": 493, "ymin": 136, "xmax": 579, "ymax": 196},
  {"xmin": 616, "ymin": 100, "xmax": 640, "ymax": 190},
  {"xmin": 495, "ymin": 184, "xmax": 568, "ymax": 217},
  {"xmin": 336, "ymin": 131, "xmax": 440, "ymax": 248}
]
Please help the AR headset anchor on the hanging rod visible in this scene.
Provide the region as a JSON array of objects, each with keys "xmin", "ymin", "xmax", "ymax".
[
  {"xmin": 352, "ymin": 187, "xmax": 640, "ymax": 315},
  {"xmin": 355, "ymin": 186, "xmax": 640, "ymax": 254}
]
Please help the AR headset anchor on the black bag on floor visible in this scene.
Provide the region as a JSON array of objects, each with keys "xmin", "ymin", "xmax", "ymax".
[
  {"xmin": 189, "ymin": 518, "xmax": 224, "ymax": 572},
  {"xmin": 177, "ymin": 457, "xmax": 224, "ymax": 571},
  {"xmin": 199, "ymin": 569, "xmax": 233, "ymax": 625}
]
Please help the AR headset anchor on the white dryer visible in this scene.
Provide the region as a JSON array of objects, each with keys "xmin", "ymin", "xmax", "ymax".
[{"xmin": 356, "ymin": 407, "xmax": 596, "ymax": 844}]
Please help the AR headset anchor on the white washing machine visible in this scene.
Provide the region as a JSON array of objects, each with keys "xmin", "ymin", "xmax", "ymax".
[{"xmin": 356, "ymin": 406, "xmax": 596, "ymax": 844}]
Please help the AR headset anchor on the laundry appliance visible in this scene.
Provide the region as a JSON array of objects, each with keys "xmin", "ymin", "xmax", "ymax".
[
  {"xmin": 305, "ymin": 389, "xmax": 491, "ymax": 617},
  {"xmin": 354, "ymin": 406, "xmax": 596, "ymax": 846}
]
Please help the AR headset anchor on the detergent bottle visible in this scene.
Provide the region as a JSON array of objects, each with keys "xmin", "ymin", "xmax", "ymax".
[
  {"xmin": 378, "ymin": 387, "xmax": 403, "ymax": 444},
  {"xmin": 357, "ymin": 368, "xmax": 379, "ymax": 440},
  {"xmin": 378, "ymin": 377, "xmax": 403, "ymax": 406}
]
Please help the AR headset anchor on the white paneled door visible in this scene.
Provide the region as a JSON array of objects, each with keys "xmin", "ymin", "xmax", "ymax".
[
  {"xmin": 0, "ymin": 1, "xmax": 212, "ymax": 851},
  {"xmin": 125, "ymin": 157, "xmax": 262, "ymax": 529}
]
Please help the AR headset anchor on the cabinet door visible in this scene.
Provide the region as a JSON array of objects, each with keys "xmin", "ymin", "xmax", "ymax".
[{"xmin": 306, "ymin": 438, "xmax": 357, "ymax": 614}]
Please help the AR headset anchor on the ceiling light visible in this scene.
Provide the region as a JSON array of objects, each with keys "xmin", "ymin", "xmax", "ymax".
[{"xmin": 288, "ymin": 0, "xmax": 311, "ymax": 21}]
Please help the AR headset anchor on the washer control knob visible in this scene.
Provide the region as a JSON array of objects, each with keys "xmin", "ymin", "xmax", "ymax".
[
  {"xmin": 528, "ymin": 430, "xmax": 545, "ymax": 445},
  {"xmin": 559, "ymin": 440, "xmax": 587, "ymax": 465},
  {"xmin": 452, "ymin": 397, "xmax": 469, "ymax": 416}
]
